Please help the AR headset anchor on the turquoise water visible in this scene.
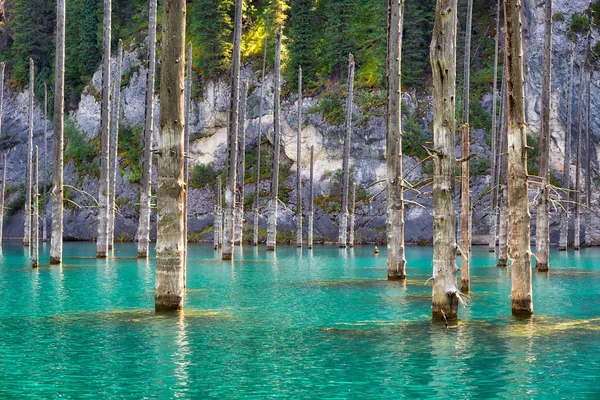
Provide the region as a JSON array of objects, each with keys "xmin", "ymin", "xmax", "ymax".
[{"xmin": 1, "ymin": 243, "xmax": 600, "ymax": 398}]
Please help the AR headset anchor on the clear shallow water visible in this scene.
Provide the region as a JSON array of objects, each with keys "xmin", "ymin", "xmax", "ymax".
[{"xmin": 1, "ymin": 243, "xmax": 600, "ymax": 398}]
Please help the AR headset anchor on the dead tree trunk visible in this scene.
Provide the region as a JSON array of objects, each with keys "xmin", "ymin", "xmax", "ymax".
[
  {"xmin": 339, "ymin": 54, "xmax": 355, "ymax": 249},
  {"xmin": 0, "ymin": 153, "xmax": 5, "ymax": 244},
  {"xmin": 266, "ymin": 28, "xmax": 282, "ymax": 252},
  {"xmin": 505, "ymin": 0, "xmax": 533, "ymax": 316},
  {"xmin": 489, "ymin": 0, "xmax": 501, "ymax": 253},
  {"xmin": 254, "ymin": 38, "xmax": 267, "ymax": 247},
  {"xmin": 50, "ymin": 0, "xmax": 66, "ymax": 264},
  {"xmin": 43, "ymin": 83, "xmax": 48, "ymax": 242},
  {"xmin": 430, "ymin": 0, "xmax": 459, "ymax": 320},
  {"xmin": 308, "ymin": 145, "xmax": 314, "ymax": 249},
  {"xmin": 214, "ymin": 176, "xmax": 222, "ymax": 249},
  {"xmin": 497, "ymin": 70, "xmax": 509, "ymax": 267},
  {"xmin": 0, "ymin": 62, "xmax": 3, "ymax": 144},
  {"xmin": 222, "ymin": 0, "xmax": 243, "ymax": 260},
  {"xmin": 386, "ymin": 0, "xmax": 406, "ymax": 279},
  {"xmin": 235, "ymin": 80, "xmax": 248, "ymax": 245},
  {"xmin": 109, "ymin": 39, "xmax": 123, "ymax": 250},
  {"xmin": 137, "ymin": 0, "xmax": 157, "ymax": 258},
  {"xmin": 155, "ymin": 0, "xmax": 186, "ymax": 312},
  {"xmin": 559, "ymin": 47, "xmax": 574, "ymax": 251},
  {"xmin": 183, "ymin": 42, "xmax": 192, "ymax": 269},
  {"xmin": 349, "ymin": 183, "xmax": 356, "ymax": 247},
  {"xmin": 296, "ymin": 66, "xmax": 303, "ymax": 248},
  {"xmin": 535, "ymin": 0, "xmax": 552, "ymax": 272},
  {"xmin": 584, "ymin": 69, "xmax": 592, "ymax": 246},
  {"xmin": 460, "ymin": 0, "xmax": 473, "ymax": 293},
  {"xmin": 574, "ymin": 63, "xmax": 584, "ymax": 251},
  {"xmin": 32, "ymin": 146, "xmax": 39, "ymax": 268},
  {"xmin": 97, "ymin": 0, "xmax": 112, "ymax": 258},
  {"xmin": 25, "ymin": 58, "xmax": 34, "ymax": 247}
]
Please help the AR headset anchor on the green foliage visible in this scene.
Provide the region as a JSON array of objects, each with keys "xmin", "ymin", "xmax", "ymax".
[
  {"xmin": 570, "ymin": 12, "xmax": 589, "ymax": 35},
  {"xmin": 401, "ymin": 0, "xmax": 436, "ymax": 89},
  {"xmin": 470, "ymin": 157, "xmax": 491, "ymax": 176},
  {"xmin": 469, "ymin": 99, "xmax": 492, "ymax": 130},
  {"xmin": 307, "ymin": 92, "xmax": 346, "ymax": 126},
  {"xmin": 591, "ymin": 1, "xmax": 600, "ymax": 28},
  {"xmin": 553, "ymin": 12, "xmax": 565, "ymax": 22},
  {"xmin": 403, "ymin": 113, "xmax": 428, "ymax": 159},
  {"xmin": 190, "ymin": 164, "xmax": 224, "ymax": 190},
  {"xmin": 286, "ymin": 0, "xmax": 318, "ymax": 88},
  {"xmin": 5, "ymin": 184, "xmax": 26, "ymax": 216},
  {"xmin": 64, "ymin": 118, "xmax": 99, "ymax": 178},
  {"xmin": 527, "ymin": 133, "xmax": 540, "ymax": 176},
  {"xmin": 117, "ymin": 125, "xmax": 143, "ymax": 183}
]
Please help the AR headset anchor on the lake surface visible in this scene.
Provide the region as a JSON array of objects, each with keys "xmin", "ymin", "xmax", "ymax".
[{"xmin": 1, "ymin": 242, "xmax": 599, "ymax": 398}]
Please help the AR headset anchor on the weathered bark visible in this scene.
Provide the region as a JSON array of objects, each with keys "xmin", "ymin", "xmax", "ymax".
[
  {"xmin": 266, "ymin": 28, "xmax": 282, "ymax": 252},
  {"xmin": 234, "ymin": 80, "xmax": 248, "ymax": 245},
  {"xmin": 559, "ymin": 47, "xmax": 574, "ymax": 251},
  {"xmin": 0, "ymin": 62, "xmax": 3, "ymax": 143},
  {"xmin": 254, "ymin": 38, "xmax": 267, "ymax": 247},
  {"xmin": 308, "ymin": 145, "xmax": 314, "ymax": 249},
  {"xmin": 505, "ymin": 0, "xmax": 533, "ymax": 316},
  {"xmin": 155, "ymin": 0, "xmax": 186, "ymax": 312},
  {"xmin": 574, "ymin": 64, "xmax": 583, "ymax": 251},
  {"xmin": 32, "ymin": 146, "xmax": 39, "ymax": 268},
  {"xmin": 183, "ymin": 42, "xmax": 192, "ymax": 288},
  {"xmin": 137, "ymin": 0, "xmax": 157, "ymax": 258},
  {"xmin": 222, "ymin": 0, "xmax": 243, "ymax": 260},
  {"xmin": 97, "ymin": 0, "xmax": 112, "ymax": 258},
  {"xmin": 497, "ymin": 70, "xmax": 509, "ymax": 267},
  {"xmin": 386, "ymin": 0, "xmax": 406, "ymax": 280},
  {"xmin": 0, "ymin": 153, "xmax": 5, "ymax": 244},
  {"xmin": 488, "ymin": 0, "xmax": 501, "ymax": 253},
  {"xmin": 339, "ymin": 54, "xmax": 355, "ymax": 249},
  {"xmin": 214, "ymin": 176, "xmax": 222, "ymax": 249},
  {"xmin": 296, "ymin": 66, "xmax": 303, "ymax": 248},
  {"xmin": 349, "ymin": 183, "xmax": 356, "ymax": 247},
  {"xmin": 108, "ymin": 39, "xmax": 123, "ymax": 250},
  {"xmin": 535, "ymin": 0, "xmax": 552, "ymax": 272},
  {"xmin": 430, "ymin": 0, "xmax": 459, "ymax": 320},
  {"xmin": 24, "ymin": 58, "xmax": 34, "ymax": 247},
  {"xmin": 43, "ymin": 83, "xmax": 48, "ymax": 242},
  {"xmin": 50, "ymin": 0, "xmax": 66, "ymax": 264},
  {"xmin": 584, "ymin": 69, "xmax": 591, "ymax": 246}
]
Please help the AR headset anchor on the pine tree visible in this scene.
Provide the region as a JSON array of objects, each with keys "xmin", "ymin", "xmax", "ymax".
[{"xmin": 287, "ymin": 0, "xmax": 317, "ymax": 87}]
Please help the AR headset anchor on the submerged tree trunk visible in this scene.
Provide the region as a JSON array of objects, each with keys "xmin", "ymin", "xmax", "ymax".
[
  {"xmin": 535, "ymin": 0, "xmax": 552, "ymax": 272},
  {"xmin": 43, "ymin": 83, "xmax": 48, "ymax": 242},
  {"xmin": 137, "ymin": 0, "xmax": 157, "ymax": 258},
  {"xmin": 339, "ymin": 54, "xmax": 355, "ymax": 249},
  {"xmin": 386, "ymin": 0, "xmax": 406, "ymax": 280},
  {"xmin": 349, "ymin": 183, "xmax": 356, "ymax": 247},
  {"xmin": 222, "ymin": 0, "xmax": 243, "ymax": 260},
  {"xmin": 308, "ymin": 145, "xmax": 314, "ymax": 249},
  {"xmin": 559, "ymin": 46, "xmax": 574, "ymax": 251},
  {"xmin": 574, "ymin": 64, "xmax": 583, "ymax": 251},
  {"xmin": 25, "ymin": 58, "xmax": 34, "ymax": 247},
  {"xmin": 584, "ymin": 69, "xmax": 591, "ymax": 246},
  {"xmin": 296, "ymin": 66, "xmax": 303, "ymax": 248},
  {"xmin": 254, "ymin": 38, "xmax": 267, "ymax": 247},
  {"xmin": 235, "ymin": 80, "xmax": 248, "ymax": 245},
  {"xmin": 0, "ymin": 153, "xmax": 5, "ymax": 244},
  {"xmin": 51, "ymin": 0, "xmax": 66, "ymax": 264},
  {"xmin": 32, "ymin": 146, "xmax": 39, "ymax": 268},
  {"xmin": 214, "ymin": 177, "xmax": 222, "ymax": 250},
  {"xmin": 505, "ymin": 0, "xmax": 533, "ymax": 316},
  {"xmin": 489, "ymin": 0, "xmax": 501, "ymax": 253},
  {"xmin": 266, "ymin": 29, "xmax": 283, "ymax": 252},
  {"xmin": 183, "ymin": 42, "xmax": 192, "ymax": 270},
  {"xmin": 109, "ymin": 40, "xmax": 123, "ymax": 250},
  {"xmin": 155, "ymin": 0, "xmax": 186, "ymax": 312},
  {"xmin": 430, "ymin": 0, "xmax": 459, "ymax": 320},
  {"xmin": 497, "ymin": 70, "xmax": 509, "ymax": 267}
]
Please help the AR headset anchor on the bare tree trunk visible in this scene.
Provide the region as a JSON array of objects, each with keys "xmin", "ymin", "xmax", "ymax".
[
  {"xmin": 235, "ymin": 80, "xmax": 248, "ymax": 245},
  {"xmin": 505, "ymin": 0, "xmax": 533, "ymax": 316},
  {"xmin": 574, "ymin": 63, "xmax": 583, "ymax": 251},
  {"xmin": 50, "ymin": 0, "xmax": 66, "ymax": 264},
  {"xmin": 25, "ymin": 58, "xmax": 34, "ymax": 247},
  {"xmin": 254, "ymin": 38, "xmax": 267, "ymax": 247},
  {"xmin": 349, "ymin": 182, "xmax": 356, "ymax": 247},
  {"xmin": 584, "ymin": 69, "xmax": 592, "ymax": 246},
  {"xmin": 183, "ymin": 42, "xmax": 192, "ymax": 287},
  {"xmin": 0, "ymin": 153, "xmax": 5, "ymax": 244},
  {"xmin": 430, "ymin": 0, "xmax": 459, "ymax": 320},
  {"xmin": 296, "ymin": 66, "xmax": 303, "ymax": 248},
  {"xmin": 222, "ymin": 0, "xmax": 243, "ymax": 260},
  {"xmin": 535, "ymin": 0, "xmax": 552, "ymax": 272},
  {"xmin": 339, "ymin": 54, "xmax": 355, "ymax": 249},
  {"xmin": 559, "ymin": 46, "xmax": 574, "ymax": 251},
  {"xmin": 137, "ymin": 0, "xmax": 157, "ymax": 258},
  {"xmin": 109, "ymin": 39, "xmax": 123, "ymax": 251},
  {"xmin": 498, "ymin": 70, "xmax": 509, "ymax": 267},
  {"xmin": 0, "ymin": 62, "xmax": 3, "ymax": 143},
  {"xmin": 386, "ymin": 0, "xmax": 406, "ymax": 280},
  {"xmin": 489, "ymin": 0, "xmax": 501, "ymax": 253},
  {"xmin": 214, "ymin": 176, "xmax": 222, "ymax": 249},
  {"xmin": 43, "ymin": 83, "xmax": 48, "ymax": 242},
  {"xmin": 155, "ymin": 0, "xmax": 186, "ymax": 312},
  {"xmin": 460, "ymin": 0, "xmax": 473, "ymax": 293},
  {"xmin": 266, "ymin": 28, "xmax": 282, "ymax": 252},
  {"xmin": 97, "ymin": 0, "xmax": 112, "ymax": 258},
  {"xmin": 308, "ymin": 145, "xmax": 314, "ymax": 249},
  {"xmin": 32, "ymin": 146, "xmax": 39, "ymax": 268}
]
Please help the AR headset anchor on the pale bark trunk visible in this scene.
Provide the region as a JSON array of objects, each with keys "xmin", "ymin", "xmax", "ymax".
[
  {"xmin": 266, "ymin": 29, "xmax": 282, "ymax": 252},
  {"xmin": 97, "ymin": 0, "xmax": 112, "ymax": 258},
  {"xmin": 0, "ymin": 62, "xmax": 3, "ymax": 143},
  {"xmin": 50, "ymin": 0, "xmax": 66, "ymax": 264},
  {"xmin": 349, "ymin": 183, "xmax": 356, "ymax": 247},
  {"xmin": 25, "ymin": 58, "xmax": 34, "ymax": 247},
  {"xmin": 498, "ymin": 70, "xmax": 509, "ymax": 267},
  {"xmin": 430, "ymin": 0, "xmax": 459, "ymax": 320},
  {"xmin": 0, "ymin": 153, "xmax": 5, "ymax": 244},
  {"xmin": 183, "ymin": 42, "xmax": 192, "ymax": 287},
  {"xmin": 339, "ymin": 54, "xmax": 354, "ymax": 248},
  {"xmin": 505, "ymin": 0, "xmax": 533, "ymax": 316},
  {"xmin": 386, "ymin": 0, "xmax": 406, "ymax": 280},
  {"xmin": 574, "ymin": 64, "xmax": 583, "ymax": 250},
  {"xmin": 584, "ymin": 70, "xmax": 591, "ymax": 246},
  {"xmin": 214, "ymin": 176, "xmax": 222, "ymax": 249},
  {"xmin": 137, "ymin": 0, "xmax": 157, "ymax": 258},
  {"xmin": 155, "ymin": 0, "xmax": 186, "ymax": 312},
  {"xmin": 222, "ymin": 0, "xmax": 243, "ymax": 259},
  {"xmin": 32, "ymin": 146, "xmax": 39, "ymax": 268},
  {"xmin": 559, "ymin": 47, "xmax": 574, "ymax": 251},
  {"xmin": 43, "ymin": 83, "xmax": 48, "ymax": 242},
  {"xmin": 460, "ymin": 0, "xmax": 473, "ymax": 292},
  {"xmin": 535, "ymin": 0, "xmax": 552, "ymax": 272},
  {"xmin": 308, "ymin": 145, "xmax": 314, "ymax": 249},
  {"xmin": 296, "ymin": 66, "xmax": 303, "ymax": 248},
  {"xmin": 488, "ymin": 0, "xmax": 501, "ymax": 253},
  {"xmin": 254, "ymin": 38, "xmax": 267, "ymax": 247},
  {"xmin": 234, "ymin": 80, "xmax": 248, "ymax": 245},
  {"xmin": 109, "ymin": 40, "xmax": 123, "ymax": 250}
]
